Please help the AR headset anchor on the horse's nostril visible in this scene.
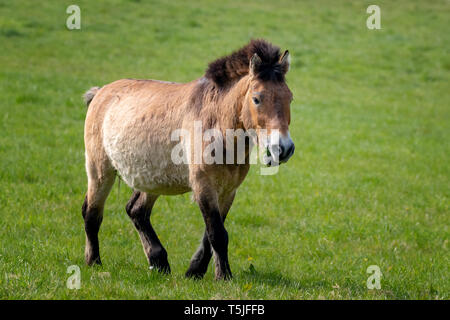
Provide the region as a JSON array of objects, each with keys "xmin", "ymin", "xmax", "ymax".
[
  {"xmin": 286, "ymin": 144, "xmax": 295, "ymax": 157},
  {"xmin": 279, "ymin": 143, "xmax": 294, "ymax": 162}
]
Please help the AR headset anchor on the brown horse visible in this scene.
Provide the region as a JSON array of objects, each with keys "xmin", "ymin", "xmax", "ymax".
[{"xmin": 82, "ymin": 39, "xmax": 295, "ymax": 280}]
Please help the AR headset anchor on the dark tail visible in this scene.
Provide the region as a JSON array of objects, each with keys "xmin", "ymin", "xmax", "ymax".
[{"xmin": 83, "ymin": 86, "xmax": 101, "ymax": 107}]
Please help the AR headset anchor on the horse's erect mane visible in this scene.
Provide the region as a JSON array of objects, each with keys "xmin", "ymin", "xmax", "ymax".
[{"xmin": 205, "ymin": 39, "xmax": 285, "ymax": 88}]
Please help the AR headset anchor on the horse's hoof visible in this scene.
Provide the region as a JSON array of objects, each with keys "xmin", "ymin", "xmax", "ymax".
[
  {"xmin": 185, "ymin": 268, "xmax": 206, "ymax": 279},
  {"xmin": 215, "ymin": 274, "xmax": 232, "ymax": 281},
  {"xmin": 154, "ymin": 264, "xmax": 171, "ymax": 274},
  {"xmin": 85, "ymin": 255, "xmax": 102, "ymax": 266},
  {"xmin": 149, "ymin": 253, "xmax": 171, "ymax": 274},
  {"xmin": 149, "ymin": 260, "xmax": 171, "ymax": 274},
  {"xmin": 214, "ymin": 269, "xmax": 232, "ymax": 281}
]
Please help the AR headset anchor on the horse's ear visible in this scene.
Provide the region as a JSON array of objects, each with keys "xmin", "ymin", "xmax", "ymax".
[
  {"xmin": 249, "ymin": 53, "xmax": 262, "ymax": 77},
  {"xmin": 279, "ymin": 50, "xmax": 290, "ymax": 74}
]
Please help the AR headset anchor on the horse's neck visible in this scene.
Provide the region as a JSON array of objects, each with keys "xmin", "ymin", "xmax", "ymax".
[
  {"xmin": 200, "ymin": 76, "xmax": 249, "ymax": 134},
  {"xmin": 189, "ymin": 76, "xmax": 254, "ymax": 162}
]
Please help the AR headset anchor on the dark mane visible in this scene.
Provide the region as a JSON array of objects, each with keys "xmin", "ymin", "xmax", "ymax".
[{"xmin": 205, "ymin": 39, "xmax": 284, "ymax": 87}]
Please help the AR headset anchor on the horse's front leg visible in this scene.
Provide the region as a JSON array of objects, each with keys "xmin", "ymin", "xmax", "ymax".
[
  {"xmin": 196, "ymin": 192, "xmax": 232, "ymax": 280},
  {"xmin": 185, "ymin": 229, "xmax": 212, "ymax": 279},
  {"xmin": 186, "ymin": 191, "xmax": 235, "ymax": 279}
]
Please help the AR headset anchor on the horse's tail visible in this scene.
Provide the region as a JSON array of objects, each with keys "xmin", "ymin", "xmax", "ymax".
[{"xmin": 83, "ymin": 86, "xmax": 101, "ymax": 107}]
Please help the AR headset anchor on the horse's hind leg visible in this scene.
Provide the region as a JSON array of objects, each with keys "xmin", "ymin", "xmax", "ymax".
[
  {"xmin": 82, "ymin": 160, "xmax": 116, "ymax": 266},
  {"xmin": 126, "ymin": 191, "xmax": 170, "ymax": 274}
]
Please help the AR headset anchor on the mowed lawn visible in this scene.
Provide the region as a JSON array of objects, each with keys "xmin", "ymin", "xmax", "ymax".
[{"xmin": 0, "ymin": 0, "xmax": 448, "ymax": 299}]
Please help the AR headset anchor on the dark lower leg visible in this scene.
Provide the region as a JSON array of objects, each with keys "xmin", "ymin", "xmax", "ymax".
[
  {"xmin": 208, "ymin": 220, "xmax": 231, "ymax": 280},
  {"xmin": 185, "ymin": 230, "xmax": 212, "ymax": 279},
  {"xmin": 82, "ymin": 196, "xmax": 103, "ymax": 265},
  {"xmin": 186, "ymin": 192, "xmax": 235, "ymax": 279},
  {"xmin": 198, "ymin": 195, "xmax": 232, "ymax": 280},
  {"xmin": 126, "ymin": 191, "xmax": 170, "ymax": 274}
]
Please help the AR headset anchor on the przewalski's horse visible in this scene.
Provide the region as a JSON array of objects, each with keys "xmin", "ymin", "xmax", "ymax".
[{"xmin": 82, "ymin": 39, "xmax": 295, "ymax": 280}]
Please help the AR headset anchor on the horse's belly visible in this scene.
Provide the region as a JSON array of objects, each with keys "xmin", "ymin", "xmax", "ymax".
[
  {"xmin": 107, "ymin": 144, "xmax": 190, "ymax": 194},
  {"xmin": 102, "ymin": 114, "xmax": 190, "ymax": 195}
]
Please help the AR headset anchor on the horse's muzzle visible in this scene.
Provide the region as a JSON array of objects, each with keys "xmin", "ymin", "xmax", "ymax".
[
  {"xmin": 279, "ymin": 140, "xmax": 295, "ymax": 163},
  {"xmin": 265, "ymin": 133, "xmax": 295, "ymax": 166}
]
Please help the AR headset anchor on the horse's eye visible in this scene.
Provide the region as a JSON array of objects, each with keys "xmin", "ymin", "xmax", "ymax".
[{"xmin": 252, "ymin": 97, "xmax": 260, "ymax": 105}]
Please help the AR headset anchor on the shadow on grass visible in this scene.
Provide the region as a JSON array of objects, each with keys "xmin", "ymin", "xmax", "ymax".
[
  {"xmin": 237, "ymin": 269, "xmax": 406, "ymax": 299},
  {"xmin": 237, "ymin": 269, "xmax": 330, "ymax": 292}
]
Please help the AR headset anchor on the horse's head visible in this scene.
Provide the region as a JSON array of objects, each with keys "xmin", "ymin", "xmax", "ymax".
[{"xmin": 242, "ymin": 50, "xmax": 295, "ymax": 166}]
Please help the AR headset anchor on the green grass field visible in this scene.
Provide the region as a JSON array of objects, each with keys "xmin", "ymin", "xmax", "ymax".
[{"xmin": 0, "ymin": 0, "xmax": 448, "ymax": 299}]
